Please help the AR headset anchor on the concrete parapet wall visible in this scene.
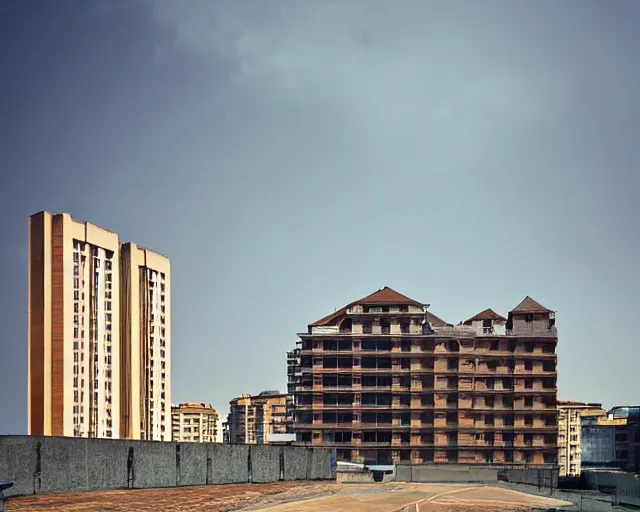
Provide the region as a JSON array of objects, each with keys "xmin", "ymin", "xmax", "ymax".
[
  {"xmin": 395, "ymin": 464, "xmax": 558, "ymax": 489},
  {"xmin": 0, "ymin": 436, "xmax": 335, "ymax": 498},
  {"xmin": 395, "ymin": 464, "xmax": 499, "ymax": 484},
  {"xmin": 582, "ymin": 470, "xmax": 640, "ymax": 509}
]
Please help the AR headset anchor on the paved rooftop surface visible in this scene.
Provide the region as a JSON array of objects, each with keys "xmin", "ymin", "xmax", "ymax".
[{"xmin": 5, "ymin": 482, "xmax": 571, "ymax": 511}]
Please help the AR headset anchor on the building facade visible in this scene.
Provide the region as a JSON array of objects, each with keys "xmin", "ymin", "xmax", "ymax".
[
  {"xmin": 28, "ymin": 211, "xmax": 171, "ymax": 440},
  {"xmin": 227, "ymin": 391, "xmax": 288, "ymax": 444},
  {"xmin": 287, "ymin": 348, "xmax": 301, "ymax": 432},
  {"xmin": 172, "ymin": 403, "xmax": 220, "ymax": 443},
  {"xmin": 120, "ymin": 243, "xmax": 171, "ymax": 441},
  {"xmin": 290, "ymin": 287, "xmax": 559, "ymax": 466},
  {"xmin": 557, "ymin": 401, "xmax": 603, "ymax": 477}
]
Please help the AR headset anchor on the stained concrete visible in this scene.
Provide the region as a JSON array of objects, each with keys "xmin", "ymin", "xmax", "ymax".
[{"xmin": 0, "ymin": 436, "xmax": 335, "ymax": 498}]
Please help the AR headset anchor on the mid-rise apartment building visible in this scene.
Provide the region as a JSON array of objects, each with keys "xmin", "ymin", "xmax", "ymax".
[
  {"xmin": 557, "ymin": 401, "xmax": 603, "ymax": 477},
  {"xmin": 172, "ymin": 403, "xmax": 220, "ymax": 443},
  {"xmin": 28, "ymin": 211, "xmax": 171, "ymax": 440},
  {"xmin": 289, "ymin": 287, "xmax": 559, "ymax": 466},
  {"xmin": 227, "ymin": 391, "xmax": 288, "ymax": 444}
]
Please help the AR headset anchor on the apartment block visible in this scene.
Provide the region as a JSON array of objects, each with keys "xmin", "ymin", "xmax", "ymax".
[
  {"xmin": 28, "ymin": 212, "xmax": 120, "ymax": 437},
  {"xmin": 557, "ymin": 401, "xmax": 603, "ymax": 477},
  {"xmin": 120, "ymin": 243, "xmax": 171, "ymax": 441},
  {"xmin": 172, "ymin": 403, "xmax": 220, "ymax": 443},
  {"xmin": 290, "ymin": 287, "xmax": 559, "ymax": 466},
  {"xmin": 227, "ymin": 391, "xmax": 288, "ymax": 444},
  {"xmin": 287, "ymin": 348, "xmax": 301, "ymax": 432},
  {"xmin": 28, "ymin": 211, "xmax": 171, "ymax": 440}
]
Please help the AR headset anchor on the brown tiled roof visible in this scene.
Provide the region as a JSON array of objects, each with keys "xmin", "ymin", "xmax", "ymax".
[
  {"xmin": 309, "ymin": 287, "xmax": 430, "ymax": 327},
  {"xmin": 357, "ymin": 287, "xmax": 423, "ymax": 306},
  {"xmin": 462, "ymin": 308, "xmax": 507, "ymax": 325},
  {"xmin": 510, "ymin": 296, "xmax": 552, "ymax": 314},
  {"xmin": 426, "ymin": 312, "xmax": 451, "ymax": 327}
]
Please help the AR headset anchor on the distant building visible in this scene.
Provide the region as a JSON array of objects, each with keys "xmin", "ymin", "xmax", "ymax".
[
  {"xmin": 608, "ymin": 406, "xmax": 640, "ymax": 472},
  {"xmin": 557, "ymin": 401, "xmax": 604, "ymax": 477},
  {"xmin": 227, "ymin": 391, "xmax": 288, "ymax": 444},
  {"xmin": 581, "ymin": 405, "xmax": 640, "ymax": 471},
  {"xmin": 172, "ymin": 403, "xmax": 220, "ymax": 443},
  {"xmin": 286, "ymin": 348, "xmax": 301, "ymax": 432}
]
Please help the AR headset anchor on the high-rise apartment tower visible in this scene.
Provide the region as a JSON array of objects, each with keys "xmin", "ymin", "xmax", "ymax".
[
  {"xmin": 120, "ymin": 242, "xmax": 171, "ymax": 441},
  {"xmin": 28, "ymin": 211, "xmax": 171, "ymax": 440}
]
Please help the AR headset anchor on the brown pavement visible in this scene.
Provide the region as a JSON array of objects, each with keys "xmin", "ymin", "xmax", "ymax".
[
  {"xmin": 5, "ymin": 482, "xmax": 336, "ymax": 512},
  {"xmin": 5, "ymin": 482, "xmax": 572, "ymax": 512},
  {"xmin": 243, "ymin": 483, "xmax": 572, "ymax": 511}
]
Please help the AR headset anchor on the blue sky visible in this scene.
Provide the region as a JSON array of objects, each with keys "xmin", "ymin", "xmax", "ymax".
[{"xmin": 1, "ymin": 0, "xmax": 639, "ymax": 433}]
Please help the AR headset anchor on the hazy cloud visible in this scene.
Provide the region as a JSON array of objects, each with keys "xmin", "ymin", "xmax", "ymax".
[{"xmin": 150, "ymin": 0, "xmax": 569, "ymax": 175}]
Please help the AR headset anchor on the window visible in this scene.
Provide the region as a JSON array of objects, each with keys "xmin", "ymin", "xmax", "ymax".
[{"xmin": 525, "ymin": 361, "xmax": 533, "ymax": 371}]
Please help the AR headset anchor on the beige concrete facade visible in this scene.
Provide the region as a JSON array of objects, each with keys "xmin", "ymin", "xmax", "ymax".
[
  {"xmin": 557, "ymin": 402, "xmax": 606, "ymax": 477},
  {"xmin": 172, "ymin": 403, "xmax": 220, "ymax": 443},
  {"xmin": 120, "ymin": 243, "xmax": 171, "ymax": 441},
  {"xmin": 29, "ymin": 212, "xmax": 121, "ymax": 438},
  {"xmin": 28, "ymin": 211, "xmax": 170, "ymax": 440},
  {"xmin": 227, "ymin": 392, "xmax": 288, "ymax": 444}
]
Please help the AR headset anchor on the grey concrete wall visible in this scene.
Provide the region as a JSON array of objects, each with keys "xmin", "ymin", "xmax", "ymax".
[
  {"xmin": 395, "ymin": 464, "xmax": 499, "ymax": 484},
  {"xmin": 500, "ymin": 467, "xmax": 558, "ymax": 490},
  {"xmin": 395, "ymin": 464, "xmax": 557, "ymax": 490},
  {"xmin": 583, "ymin": 470, "xmax": 640, "ymax": 508},
  {"xmin": 0, "ymin": 436, "xmax": 335, "ymax": 498}
]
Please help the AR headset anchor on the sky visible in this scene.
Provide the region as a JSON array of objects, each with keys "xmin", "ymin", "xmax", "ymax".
[{"xmin": 1, "ymin": 0, "xmax": 639, "ymax": 434}]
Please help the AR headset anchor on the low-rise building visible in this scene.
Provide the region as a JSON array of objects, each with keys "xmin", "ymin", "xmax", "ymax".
[
  {"xmin": 580, "ymin": 405, "xmax": 639, "ymax": 471},
  {"xmin": 557, "ymin": 401, "xmax": 604, "ymax": 477},
  {"xmin": 171, "ymin": 402, "xmax": 220, "ymax": 443},
  {"xmin": 227, "ymin": 391, "xmax": 288, "ymax": 444}
]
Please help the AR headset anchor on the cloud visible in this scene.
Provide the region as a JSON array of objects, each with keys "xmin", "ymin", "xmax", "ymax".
[{"xmin": 149, "ymin": 0, "xmax": 551, "ymax": 146}]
